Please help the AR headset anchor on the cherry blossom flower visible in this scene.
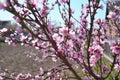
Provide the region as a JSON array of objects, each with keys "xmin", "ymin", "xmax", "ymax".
[
  {"xmin": 111, "ymin": 46, "xmax": 120, "ymax": 54},
  {"xmin": 13, "ymin": 16, "xmax": 21, "ymax": 23},
  {"xmin": 0, "ymin": 28, "xmax": 8, "ymax": 33},
  {"xmin": 107, "ymin": 11, "xmax": 116, "ymax": 19},
  {"xmin": 25, "ymin": 0, "xmax": 40, "ymax": 7},
  {"xmin": 114, "ymin": 64, "xmax": 120, "ymax": 71},
  {"xmin": 59, "ymin": 27, "xmax": 69, "ymax": 37},
  {"xmin": 98, "ymin": 4, "xmax": 103, "ymax": 10},
  {"xmin": 110, "ymin": 38, "xmax": 120, "ymax": 54},
  {"xmin": 0, "ymin": 1, "xmax": 8, "ymax": 10},
  {"xmin": 52, "ymin": 33, "xmax": 63, "ymax": 46},
  {"xmin": 85, "ymin": 4, "xmax": 90, "ymax": 10},
  {"xmin": 114, "ymin": 5, "xmax": 120, "ymax": 11},
  {"xmin": 90, "ymin": 55, "xmax": 98, "ymax": 66},
  {"xmin": 31, "ymin": 39, "xmax": 38, "ymax": 46},
  {"xmin": 61, "ymin": 0, "xmax": 68, "ymax": 3},
  {"xmin": 0, "ymin": 3, "xmax": 4, "ymax": 10},
  {"xmin": 15, "ymin": 27, "xmax": 23, "ymax": 34},
  {"xmin": 118, "ymin": 38, "xmax": 120, "ymax": 44},
  {"xmin": 20, "ymin": 33, "xmax": 27, "ymax": 42},
  {"xmin": 0, "ymin": 76, "xmax": 3, "ymax": 80},
  {"xmin": 1, "ymin": 0, "xmax": 120, "ymax": 79},
  {"xmin": 102, "ymin": 65, "xmax": 110, "ymax": 74},
  {"xmin": 5, "ymin": 37, "xmax": 12, "ymax": 45},
  {"xmin": 89, "ymin": 45, "xmax": 103, "ymax": 55},
  {"xmin": 95, "ymin": 18, "xmax": 101, "ymax": 24}
]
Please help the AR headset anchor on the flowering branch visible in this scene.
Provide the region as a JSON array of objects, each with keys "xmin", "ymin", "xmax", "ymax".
[{"xmin": 0, "ymin": 0, "xmax": 120, "ymax": 80}]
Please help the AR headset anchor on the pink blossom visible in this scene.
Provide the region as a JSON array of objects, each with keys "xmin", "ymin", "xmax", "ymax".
[
  {"xmin": 52, "ymin": 33, "xmax": 63, "ymax": 45},
  {"xmin": 5, "ymin": 37, "xmax": 12, "ymax": 45},
  {"xmin": 65, "ymin": 40, "xmax": 73, "ymax": 51},
  {"xmin": 59, "ymin": 27, "xmax": 69, "ymax": 37},
  {"xmin": 61, "ymin": 0, "xmax": 68, "ymax": 3},
  {"xmin": 90, "ymin": 55, "xmax": 98, "ymax": 66},
  {"xmin": 93, "ymin": 30, "xmax": 98, "ymax": 36},
  {"xmin": 95, "ymin": 19, "xmax": 101, "ymax": 24},
  {"xmin": 93, "ymin": 36, "xmax": 107, "ymax": 46},
  {"xmin": 110, "ymin": 40, "xmax": 120, "ymax": 55},
  {"xmin": 107, "ymin": 11, "xmax": 116, "ymax": 19},
  {"xmin": 1, "ymin": 0, "xmax": 120, "ymax": 79},
  {"xmin": 0, "ymin": 28, "xmax": 8, "ymax": 33},
  {"xmin": 15, "ymin": 73, "xmax": 24, "ymax": 80},
  {"xmin": 0, "ymin": 2, "xmax": 7, "ymax": 10},
  {"xmin": 13, "ymin": 16, "xmax": 21, "ymax": 23},
  {"xmin": 12, "ymin": 42, "xmax": 17, "ymax": 47},
  {"xmin": 40, "ymin": 5, "xmax": 49, "ymax": 17},
  {"xmin": 114, "ymin": 6, "xmax": 120, "ymax": 10},
  {"xmin": 0, "ymin": 76, "xmax": 3, "ymax": 80},
  {"xmin": 31, "ymin": 39, "xmax": 38, "ymax": 46},
  {"xmin": 73, "ymin": 52, "xmax": 83, "ymax": 60},
  {"xmin": 89, "ymin": 45, "xmax": 103, "ymax": 55},
  {"xmin": 15, "ymin": 7, "xmax": 22, "ymax": 13},
  {"xmin": 52, "ymin": 55, "xmax": 57, "ymax": 62},
  {"xmin": 15, "ymin": 27, "xmax": 23, "ymax": 33},
  {"xmin": 35, "ymin": 75, "xmax": 40, "ymax": 79},
  {"xmin": 111, "ymin": 46, "xmax": 120, "ymax": 54},
  {"xmin": 81, "ymin": 19, "xmax": 88, "ymax": 26},
  {"xmin": 25, "ymin": 0, "xmax": 39, "ymax": 7},
  {"xmin": 114, "ymin": 64, "xmax": 120, "ymax": 71},
  {"xmin": 98, "ymin": 5, "xmax": 103, "ymax": 10},
  {"xmin": 118, "ymin": 38, "xmax": 120, "ymax": 44},
  {"xmin": 0, "ymin": 3, "xmax": 4, "ymax": 10},
  {"xmin": 110, "ymin": 41, "xmax": 116, "ymax": 47},
  {"xmin": 102, "ymin": 65, "xmax": 110, "ymax": 74},
  {"xmin": 25, "ymin": 73, "xmax": 32, "ymax": 79},
  {"xmin": 88, "ymin": 47, "xmax": 94, "ymax": 54},
  {"xmin": 69, "ymin": 30, "xmax": 75, "ymax": 39},
  {"xmin": 79, "ymin": 27, "xmax": 86, "ymax": 39},
  {"xmin": 40, "ymin": 67, "xmax": 44, "ymax": 74},
  {"xmin": 89, "ymin": 45, "xmax": 103, "ymax": 66},
  {"xmin": 69, "ymin": 20, "xmax": 75, "ymax": 26},
  {"xmin": 85, "ymin": 4, "xmax": 90, "ymax": 10},
  {"xmin": 20, "ymin": 34, "xmax": 27, "ymax": 42}
]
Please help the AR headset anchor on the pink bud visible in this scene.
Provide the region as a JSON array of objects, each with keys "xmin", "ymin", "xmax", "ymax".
[{"xmin": 61, "ymin": 0, "xmax": 68, "ymax": 3}]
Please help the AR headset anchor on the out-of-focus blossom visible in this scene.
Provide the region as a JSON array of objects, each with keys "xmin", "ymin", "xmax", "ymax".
[
  {"xmin": 25, "ymin": 0, "xmax": 40, "ymax": 7},
  {"xmin": 83, "ymin": 76, "xmax": 91, "ymax": 80},
  {"xmin": 20, "ymin": 33, "xmax": 27, "ymax": 42},
  {"xmin": 0, "ymin": 28, "xmax": 8, "ymax": 33},
  {"xmin": 0, "ymin": 76, "xmax": 3, "ymax": 80},
  {"xmin": 61, "ymin": 0, "xmax": 68, "ymax": 3},
  {"xmin": 114, "ymin": 64, "xmax": 120, "ymax": 71},
  {"xmin": 95, "ymin": 18, "xmax": 101, "ymax": 24},
  {"xmin": 102, "ymin": 65, "xmax": 110, "ymax": 74},
  {"xmin": 5, "ymin": 37, "xmax": 12, "ymax": 45},
  {"xmin": 98, "ymin": 5, "xmax": 103, "ymax": 10},
  {"xmin": 85, "ymin": 4, "xmax": 90, "ymax": 10},
  {"xmin": 13, "ymin": 16, "xmax": 21, "ymax": 23},
  {"xmin": 90, "ymin": 55, "xmax": 98, "ymax": 66},
  {"xmin": 0, "ymin": 1, "xmax": 7, "ymax": 10},
  {"xmin": 107, "ymin": 11, "xmax": 116, "ymax": 19},
  {"xmin": 15, "ymin": 27, "xmax": 23, "ymax": 34}
]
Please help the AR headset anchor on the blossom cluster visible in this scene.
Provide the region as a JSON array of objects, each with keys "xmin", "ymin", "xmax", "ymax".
[{"xmin": 0, "ymin": 0, "xmax": 120, "ymax": 80}]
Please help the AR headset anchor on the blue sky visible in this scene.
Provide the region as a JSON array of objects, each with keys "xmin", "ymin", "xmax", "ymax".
[{"xmin": 0, "ymin": 0, "xmax": 107, "ymax": 24}]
